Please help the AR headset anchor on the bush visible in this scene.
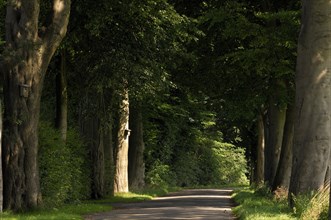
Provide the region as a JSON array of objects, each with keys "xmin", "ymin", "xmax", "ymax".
[
  {"xmin": 173, "ymin": 151, "xmax": 201, "ymax": 187},
  {"xmin": 145, "ymin": 160, "xmax": 176, "ymax": 188},
  {"xmin": 39, "ymin": 122, "xmax": 90, "ymax": 207},
  {"xmin": 197, "ymin": 138, "xmax": 248, "ymax": 186}
]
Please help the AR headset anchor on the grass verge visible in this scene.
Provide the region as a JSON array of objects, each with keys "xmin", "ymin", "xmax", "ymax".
[
  {"xmin": 232, "ymin": 188, "xmax": 296, "ymax": 220},
  {"xmin": 0, "ymin": 188, "xmax": 178, "ymax": 220},
  {"xmin": 0, "ymin": 203, "xmax": 112, "ymax": 220}
]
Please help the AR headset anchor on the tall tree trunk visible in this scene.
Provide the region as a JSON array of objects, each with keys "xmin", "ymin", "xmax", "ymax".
[
  {"xmin": 104, "ymin": 124, "xmax": 115, "ymax": 196},
  {"xmin": 80, "ymin": 113, "xmax": 105, "ymax": 199},
  {"xmin": 2, "ymin": 0, "xmax": 70, "ymax": 211},
  {"xmin": 0, "ymin": 98, "xmax": 3, "ymax": 212},
  {"xmin": 255, "ymin": 113, "xmax": 265, "ymax": 185},
  {"xmin": 272, "ymin": 104, "xmax": 294, "ymax": 191},
  {"xmin": 289, "ymin": 1, "xmax": 331, "ymax": 204},
  {"xmin": 114, "ymin": 88, "xmax": 129, "ymax": 193},
  {"xmin": 264, "ymin": 100, "xmax": 287, "ymax": 187},
  {"xmin": 129, "ymin": 103, "xmax": 145, "ymax": 190},
  {"xmin": 55, "ymin": 49, "xmax": 68, "ymax": 142}
]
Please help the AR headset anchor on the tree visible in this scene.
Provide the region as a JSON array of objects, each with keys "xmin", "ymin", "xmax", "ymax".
[
  {"xmin": 0, "ymin": 98, "xmax": 3, "ymax": 211},
  {"xmin": 55, "ymin": 49, "xmax": 68, "ymax": 142},
  {"xmin": 289, "ymin": 0, "xmax": 331, "ymax": 204},
  {"xmin": 2, "ymin": 0, "xmax": 70, "ymax": 210},
  {"xmin": 114, "ymin": 87, "xmax": 130, "ymax": 193},
  {"xmin": 129, "ymin": 102, "xmax": 145, "ymax": 190}
]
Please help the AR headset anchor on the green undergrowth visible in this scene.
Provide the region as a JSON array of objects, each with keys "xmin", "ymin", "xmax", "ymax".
[{"xmin": 233, "ymin": 188, "xmax": 296, "ymax": 220}]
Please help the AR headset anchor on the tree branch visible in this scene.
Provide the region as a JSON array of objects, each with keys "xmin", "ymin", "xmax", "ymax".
[
  {"xmin": 42, "ymin": 0, "xmax": 71, "ymax": 59},
  {"xmin": 39, "ymin": 0, "xmax": 70, "ymax": 72}
]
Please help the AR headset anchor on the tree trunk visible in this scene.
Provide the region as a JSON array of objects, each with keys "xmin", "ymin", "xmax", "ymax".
[
  {"xmin": 255, "ymin": 113, "xmax": 265, "ymax": 185},
  {"xmin": 114, "ymin": 88, "xmax": 129, "ymax": 193},
  {"xmin": 289, "ymin": 1, "xmax": 331, "ymax": 203},
  {"xmin": 55, "ymin": 49, "xmax": 68, "ymax": 142},
  {"xmin": 264, "ymin": 100, "xmax": 287, "ymax": 187},
  {"xmin": 129, "ymin": 103, "xmax": 145, "ymax": 191},
  {"xmin": 2, "ymin": 0, "xmax": 70, "ymax": 211},
  {"xmin": 0, "ymin": 99, "xmax": 3, "ymax": 212},
  {"xmin": 104, "ymin": 124, "xmax": 115, "ymax": 196},
  {"xmin": 272, "ymin": 104, "xmax": 294, "ymax": 191},
  {"xmin": 81, "ymin": 115, "xmax": 105, "ymax": 199}
]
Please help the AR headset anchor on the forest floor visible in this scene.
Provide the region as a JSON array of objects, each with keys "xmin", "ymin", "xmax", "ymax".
[{"xmin": 84, "ymin": 188, "xmax": 237, "ymax": 220}]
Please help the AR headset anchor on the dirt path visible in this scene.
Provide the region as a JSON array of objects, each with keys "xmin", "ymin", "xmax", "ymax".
[{"xmin": 84, "ymin": 189, "xmax": 237, "ymax": 220}]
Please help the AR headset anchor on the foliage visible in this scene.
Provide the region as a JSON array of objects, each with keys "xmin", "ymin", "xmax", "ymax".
[
  {"xmin": 38, "ymin": 122, "xmax": 91, "ymax": 207},
  {"xmin": 145, "ymin": 160, "xmax": 176, "ymax": 188},
  {"xmin": 210, "ymin": 141, "xmax": 248, "ymax": 185},
  {"xmin": 144, "ymin": 89, "xmax": 249, "ymax": 188},
  {"xmin": 233, "ymin": 188, "xmax": 296, "ymax": 220}
]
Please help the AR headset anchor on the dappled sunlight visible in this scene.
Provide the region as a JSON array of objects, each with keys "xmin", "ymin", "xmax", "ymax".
[
  {"xmin": 54, "ymin": 0, "xmax": 65, "ymax": 12},
  {"xmin": 316, "ymin": 69, "xmax": 328, "ymax": 84},
  {"xmin": 312, "ymin": 52, "xmax": 324, "ymax": 63}
]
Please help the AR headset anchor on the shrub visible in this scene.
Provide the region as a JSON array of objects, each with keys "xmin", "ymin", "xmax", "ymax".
[
  {"xmin": 39, "ymin": 122, "xmax": 90, "ymax": 207},
  {"xmin": 173, "ymin": 151, "xmax": 201, "ymax": 187},
  {"xmin": 197, "ymin": 138, "xmax": 249, "ymax": 186},
  {"xmin": 145, "ymin": 160, "xmax": 176, "ymax": 188}
]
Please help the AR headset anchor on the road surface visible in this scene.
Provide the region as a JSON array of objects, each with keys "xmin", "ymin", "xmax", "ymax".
[{"xmin": 85, "ymin": 189, "xmax": 237, "ymax": 220}]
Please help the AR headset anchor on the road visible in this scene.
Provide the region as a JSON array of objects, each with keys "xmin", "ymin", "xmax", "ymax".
[{"xmin": 84, "ymin": 189, "xmax": 237, "ymax": 220}]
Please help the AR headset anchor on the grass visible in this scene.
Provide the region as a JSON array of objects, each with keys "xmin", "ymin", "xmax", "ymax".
[
  {"xmin": 233, "ymin": 188, "xmax": 296, "ymax": 220},
  {"xmin": 0, "ymin": 203, "xmax": 112, "ymax": 220},
  {"xmin": 0, "ymin": 189, "xmax": 175, "ymax": 220}
]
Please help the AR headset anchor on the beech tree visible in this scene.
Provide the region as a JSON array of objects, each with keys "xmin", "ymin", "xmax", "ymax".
[
  {"xmin": 129, "ymin": 102, "xmax": 145, "ymax": 190},
  {"xmin": 289, "ymin": 0, "xmax": 331, "ymax": 202},
  {"xmin": 114, "ymin": 87, "xmax": 130, "ymax": 193},
  {"xmin": 2, "ymin": 0, "xmax": 70, "ymax": 210}
]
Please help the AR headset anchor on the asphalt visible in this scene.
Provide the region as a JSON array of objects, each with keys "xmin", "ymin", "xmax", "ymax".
[{"xmin": 84, "ymin": 189, "xmax": 237, "ymax": 220}]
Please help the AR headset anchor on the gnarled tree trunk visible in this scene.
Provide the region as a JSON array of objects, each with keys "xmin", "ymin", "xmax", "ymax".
[
  {"xmin": 114, "ymin": 88, "xmax": 129, "ymax": 193},
  {"xmin": 289, "ymin": 0, "xmax": 331, "ymax": 203},
  {"xmin": 2, "ymin": 0, "xmax": 70, "ymax": 211},
  {"xmin": 129, "ymin": 103, "xmax": 145, "ymax": 190}
]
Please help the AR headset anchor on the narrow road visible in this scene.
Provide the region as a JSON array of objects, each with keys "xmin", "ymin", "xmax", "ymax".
[{"xmin": 85, "ymin": 189, "xmax": 237, "ymax": 220}]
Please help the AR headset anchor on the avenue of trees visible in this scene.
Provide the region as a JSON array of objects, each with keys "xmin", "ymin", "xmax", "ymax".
[{"xmin": 0, "ymin": 0, "xmax": 330, "ymax": 217}]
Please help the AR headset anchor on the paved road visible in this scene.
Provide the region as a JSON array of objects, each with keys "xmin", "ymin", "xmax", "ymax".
[{"xmin": 85, "ymin": 189, "xmax": 237, "ymax": 220}]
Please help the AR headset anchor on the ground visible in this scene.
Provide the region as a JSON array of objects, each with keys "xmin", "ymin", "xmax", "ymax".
[{"xmin": 84, "ymin": 189, "xmax": 237, "ymax": 220}]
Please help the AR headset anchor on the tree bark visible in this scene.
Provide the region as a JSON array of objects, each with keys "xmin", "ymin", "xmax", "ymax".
[
  {"xmin": 104, "ymin": 124, "xmax": 115, "ymax": 196},
  {"xmin": 55, "ymin": 49, "xmax": 68, "ymax": 142},
  {"xmin": 255, "ymin": 113, "xmax": 265, "ymax": 185},
  {"xmin": 272, "ymin": 104, "xmax": 294, "ymax": 191},
  {"xmin": 264, "ymin": 100, "xmax": 287, "ymax": 187},
  {"xmin": 0, "ymin": 99, "xmax": 3, "ymax": 212},
  {"xmin": 2, "ymin": 0, "xmax": 70, "ymax": 211},
  {"xmin": 114, "ymin": 88, "xmax": 129, "ymax": 193},
  {"xmin": 80, "ymin": 113, "xmax": 105, "ymax": 199},
  {"xmin": 129, "ymin": 103, "xmax": 145, "ymax": 191},
  {"xmin": 289, "ymin": 1, "xmax": 331, "ymax": 203}
]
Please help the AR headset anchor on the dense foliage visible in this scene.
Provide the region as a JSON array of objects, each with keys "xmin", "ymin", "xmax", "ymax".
[{"xmin": 39, "ymin": 122, "xmax": 91, "ymax": 206}]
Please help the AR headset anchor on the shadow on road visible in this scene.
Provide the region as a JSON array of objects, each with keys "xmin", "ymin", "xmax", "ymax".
[{"xmin": 85, "ymin": 189, "xmax": 237, "ymax": 220}]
